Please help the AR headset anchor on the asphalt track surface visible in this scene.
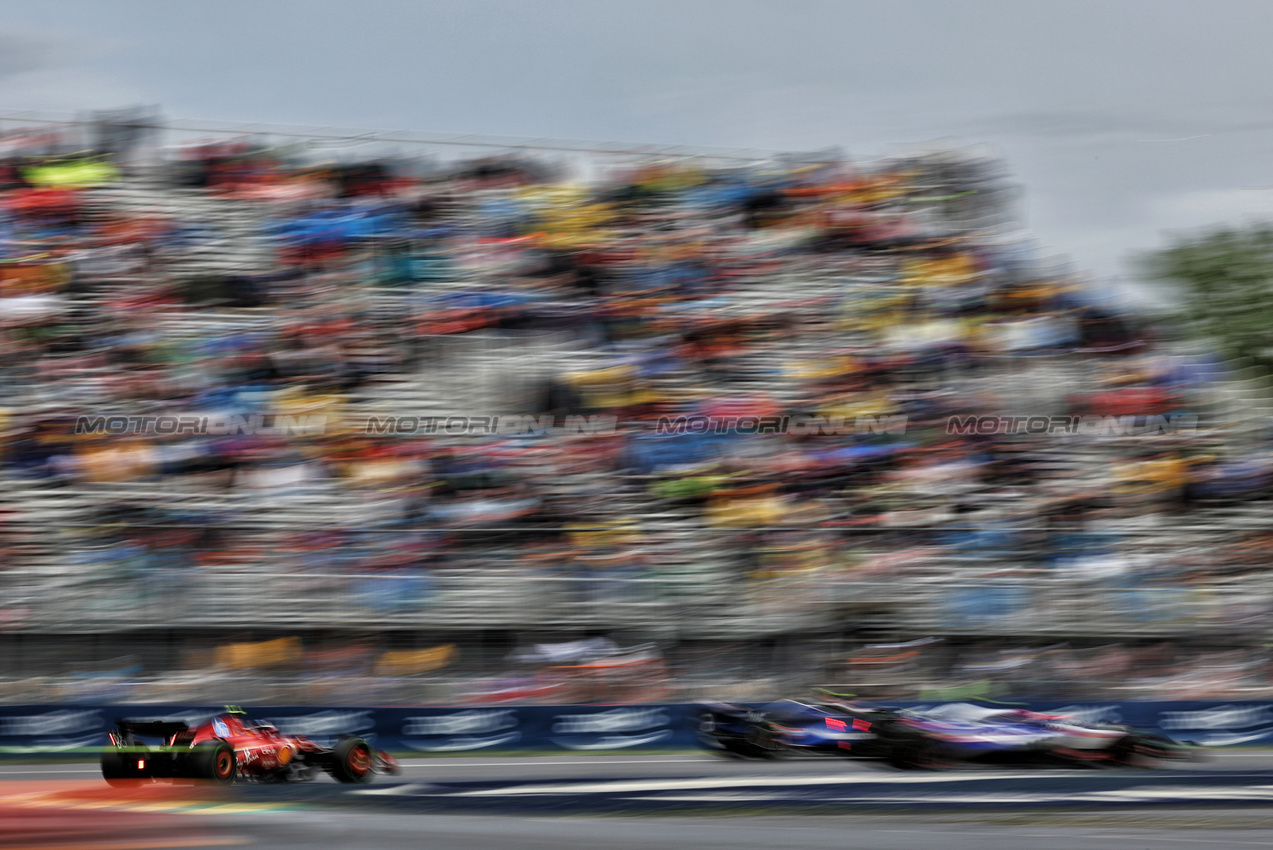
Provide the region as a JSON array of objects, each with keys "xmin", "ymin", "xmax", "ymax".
[{"xmin": 6, "ymin": 752, "xmax": 1273, "ymax": 850}]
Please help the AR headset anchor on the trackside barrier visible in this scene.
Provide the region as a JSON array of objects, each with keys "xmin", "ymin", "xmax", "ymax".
[
  {"xmin": 0, "ymin": 704, "xmax": 699, "ymax": 755},
  {"xmin": 1, "ymin": 701, "xmax": 1272, "ymax": 756}
]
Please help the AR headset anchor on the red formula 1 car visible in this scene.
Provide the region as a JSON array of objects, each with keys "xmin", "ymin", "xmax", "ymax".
[{"xmin": 100, "ymin": 706, "xmax": 400, "ymax": 786}]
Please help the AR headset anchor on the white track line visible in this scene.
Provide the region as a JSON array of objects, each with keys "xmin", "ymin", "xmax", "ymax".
[{"xmin": 399, "ymin": 758, "xmax": 704, "ymax": 768}]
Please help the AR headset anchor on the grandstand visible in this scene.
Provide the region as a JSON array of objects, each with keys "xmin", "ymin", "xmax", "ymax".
[{"xmin": 0, "ymin": 111, "xmax": 1271, "ymax": 706}]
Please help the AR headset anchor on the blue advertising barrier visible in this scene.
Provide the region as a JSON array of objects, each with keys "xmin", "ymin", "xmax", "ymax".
[
  {"xmin": 0, "ymin": 703, "xmax": 699, "ymax": 755},
  {"xmin": 0, "ymin": 701, "xmax": 1270, "ymax": 755}
]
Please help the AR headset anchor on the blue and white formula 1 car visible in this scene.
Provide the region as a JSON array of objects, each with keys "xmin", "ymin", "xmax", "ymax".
[
  {"xmin": 696, "ymin": 698, "xmax": 896, "ymax": 760},
  {"xmin": 887, "ymin": 702, "xmax": 1196, "ymax": 769}
]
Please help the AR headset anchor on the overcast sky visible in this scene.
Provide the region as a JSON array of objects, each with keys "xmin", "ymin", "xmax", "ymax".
[{"xmin": 3, "ymin": 0, "xmax": 1273, "ymax": 292}]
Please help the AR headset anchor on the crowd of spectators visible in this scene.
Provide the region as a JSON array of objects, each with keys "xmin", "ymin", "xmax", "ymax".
[{"xmin": 0, "ymin": 118, "xmax": 1271, "ymax": 703}]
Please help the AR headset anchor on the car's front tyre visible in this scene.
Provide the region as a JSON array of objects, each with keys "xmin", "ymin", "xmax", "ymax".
[{"xmin": 331, "ymin": 737, "xmax": 375, "ymax": 784}]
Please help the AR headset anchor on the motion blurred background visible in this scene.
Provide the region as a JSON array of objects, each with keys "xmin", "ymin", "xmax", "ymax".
[{"xmin": 3, "ymin": 1, "xmax": 1273, "ymax": 710}]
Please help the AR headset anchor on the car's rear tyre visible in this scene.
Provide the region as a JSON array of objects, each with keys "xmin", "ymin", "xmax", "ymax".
[
  {"xmin": 887, "ymin": 738, "xmax": 917, "ymax": 770},
  {"xmin": 189, "ymin": 741, "xmax": 236, "ymax": 784},
  {"xmin": 101, "ymin": 749, "xmax": 142, "ymax": 787},
  {"xmin": 888, "ymin": 735, "xmax": 943, "ymax": 770},
  {"xmin": 697, "ymin": 712, "xmax": 732, "ymax": 756},
  {"xmin": 331, "ymin": 737, "xmax": 374, "ymax": 784}
]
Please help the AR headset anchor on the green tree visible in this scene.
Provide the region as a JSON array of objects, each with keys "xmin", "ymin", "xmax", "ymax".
[{"xmin": 1139, "ymin": 223, "xmax": 1273, "ymax": 374}]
